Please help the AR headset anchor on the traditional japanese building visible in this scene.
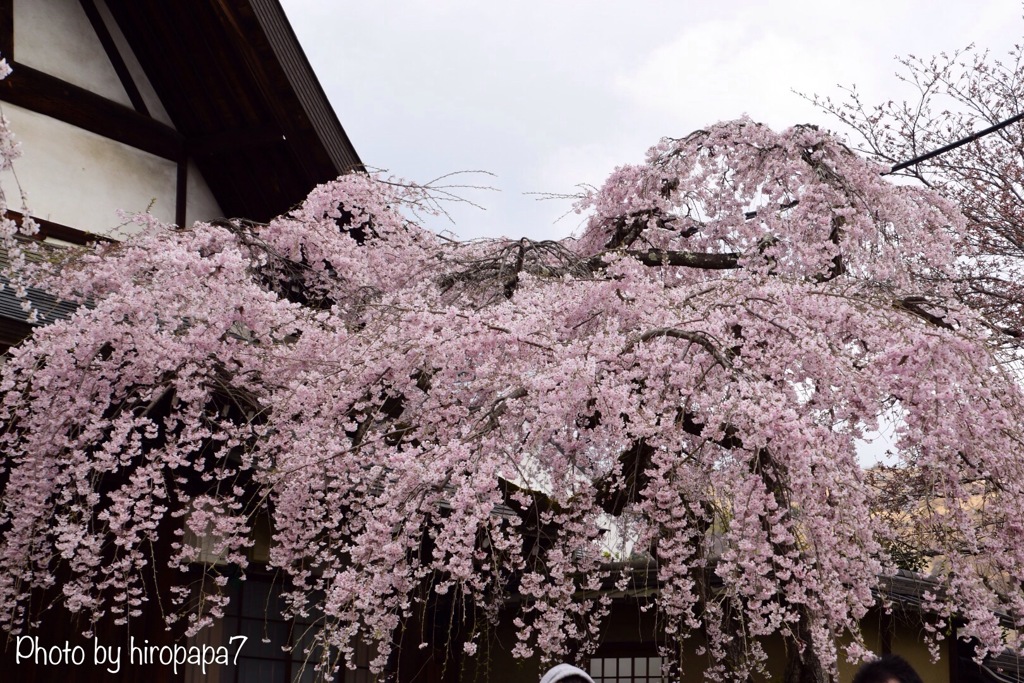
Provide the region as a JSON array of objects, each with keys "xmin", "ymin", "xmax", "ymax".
[{"xmin": 0, "ymin": 0, "xmax": 361, "ymax": 351}]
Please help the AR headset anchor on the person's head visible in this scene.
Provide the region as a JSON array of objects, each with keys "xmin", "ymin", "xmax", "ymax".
[
  {"xmin": 853, "ymin": 655, "xmax": 924, "ymax": 683},
  {"xmin": 539, "ymin": 663, "xmax": 595, "ymax": 683}
]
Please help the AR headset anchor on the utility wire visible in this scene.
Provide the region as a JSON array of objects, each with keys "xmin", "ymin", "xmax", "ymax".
[{"xmin": 886, "ymin": 111, "xmax": 1024, "ymax": 174}]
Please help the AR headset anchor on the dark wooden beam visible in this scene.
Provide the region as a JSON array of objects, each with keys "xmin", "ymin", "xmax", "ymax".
[
  {"xmin": 6, "ymin": 210, "xmax": 113, "ymax": 245},
  {"xmin": 880, "ymin": 609, "xmax": 893, "ymax": 655},
  {"xmin": 176, "ymin": 158, "xmax": 187, "ymax": 227},
  {"xmin": 0, "ymin": 62, "xmax": 183, "ymax": 160},
  {"xmin": 77, "ymin": 0, "xmax": 149, "ymax": 116}
]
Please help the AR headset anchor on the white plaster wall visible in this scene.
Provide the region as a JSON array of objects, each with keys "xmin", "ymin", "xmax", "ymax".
[
  {"xmin": 0, "ymin": 103, "xmax": 177, "ymax": 237},
  {"xmin": 185, "ymin": 160, "xmax": 224, "ymax": 227},
  {"xmin": 13, "ymin": 0, "xmax": 131, "ymax": 107}
]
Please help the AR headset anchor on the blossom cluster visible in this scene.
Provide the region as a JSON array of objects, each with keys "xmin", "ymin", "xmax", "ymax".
[{"xmin": 0, "ymin": 108, "xmax": 1021, "ymax": 681}]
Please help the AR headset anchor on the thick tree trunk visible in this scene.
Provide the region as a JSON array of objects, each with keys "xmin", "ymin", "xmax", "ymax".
[{"xmin": 782, "ymin": 616, "xmax": 828, "ymax": 683}]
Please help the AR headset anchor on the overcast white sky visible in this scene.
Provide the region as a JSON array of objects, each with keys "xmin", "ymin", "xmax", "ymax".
[{"xmin": 280, "ymin": 0, "xmax": 1023, "ymax": 241}]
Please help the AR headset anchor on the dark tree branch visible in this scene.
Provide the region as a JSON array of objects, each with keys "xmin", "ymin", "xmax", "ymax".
[
  {"xmin": 895, "ymin": 296, "xmax": 953, "ymax": 330},
  {"xmin": 625, "ymin": 328, "xmax": 734, "ymax": 369},
  {"xmin": 622, "ymin": 248, "xmax": 740, "ymax": 269}
]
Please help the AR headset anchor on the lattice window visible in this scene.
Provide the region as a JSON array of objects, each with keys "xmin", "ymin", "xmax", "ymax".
[
  {"xmin": 590, "ymin": 655, "xmax": 663, "ymax": 683},
  {"xmin": 217, "ymin": 575, "xmax": 375, "ymax": 683}
]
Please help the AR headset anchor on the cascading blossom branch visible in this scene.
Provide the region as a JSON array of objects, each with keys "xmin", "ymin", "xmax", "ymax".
[{"xmin": 1, "ymin": 113, "xmax": 1023, "ymax": 682}]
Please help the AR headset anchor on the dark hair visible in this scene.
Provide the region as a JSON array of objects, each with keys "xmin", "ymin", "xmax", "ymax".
[
  {"xmin": 853, "ymin": 655, "xmax": 924, "ymax": 683},
  {"xmin": 557, "ymin": 677, "xmax": 592, "ymax": 683}
]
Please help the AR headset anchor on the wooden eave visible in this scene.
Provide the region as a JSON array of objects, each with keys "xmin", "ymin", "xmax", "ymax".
[
  {"xmin": 102, "ymin": 0, "xmax": 362, "ymax": 222},
  {"xmin": 0, "ymin": 0, "xmax": 361, "ymax": 226}
]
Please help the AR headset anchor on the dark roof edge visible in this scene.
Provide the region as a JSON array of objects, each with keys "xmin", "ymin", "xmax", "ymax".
[{"xmin": 249, "ymin": 0, "xmax": 363, "ymax": 175}]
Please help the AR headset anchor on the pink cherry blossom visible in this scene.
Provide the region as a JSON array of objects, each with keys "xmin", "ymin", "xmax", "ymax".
[{"xmin": 0, "ymin": 66, "xmax": 1019, "ymax": 682}]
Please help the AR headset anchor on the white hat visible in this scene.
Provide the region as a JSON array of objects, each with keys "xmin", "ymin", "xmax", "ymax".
[{"xmin": 540, "ymin": 663, "xmax": 595, "ymax": 683}]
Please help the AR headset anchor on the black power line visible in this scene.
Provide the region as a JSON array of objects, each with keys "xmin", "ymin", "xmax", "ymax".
[{"xmin": 886, "ymin": 111, "xmax": 1024, "ymax": 175}]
